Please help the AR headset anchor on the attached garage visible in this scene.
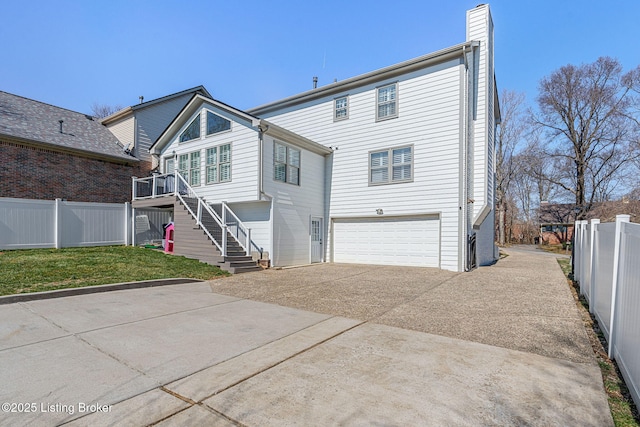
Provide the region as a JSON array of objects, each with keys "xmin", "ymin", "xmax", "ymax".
[{"xmin": 332, "ymin": 215, "xmax": 440, "ymax": 267}]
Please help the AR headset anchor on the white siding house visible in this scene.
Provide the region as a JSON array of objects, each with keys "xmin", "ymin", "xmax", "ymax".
[
  {"xmin": 247, "ymin": 4, "xmax": 499, "ymax": 271},
  {"xmin": 133, "ymin": 4, "xmax": 499, "ymax": 273}
]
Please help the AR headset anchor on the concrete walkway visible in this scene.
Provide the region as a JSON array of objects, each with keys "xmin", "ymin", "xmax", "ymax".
[{"xmin": 0, "ymin": 247, "xmax": 613, "ymax": 426}]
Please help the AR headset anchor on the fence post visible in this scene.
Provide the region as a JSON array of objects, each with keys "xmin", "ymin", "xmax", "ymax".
[
  {"xmin": 124, "ymin": 202, "xmax": 131, "ymax": 246},
  {"xmin": 608, "ymin": 214, "xmax": 630, "ymax": 357},
  {"xmin": 575, "ymin": 220, "xmax": 586, "ymax": 291},
  {"xmin": 588, "ymin": 219, "xmax": 599, "ymax": 313},
  {"xmin": 54, "ymin": 198, "xmax": 62, "ymax": 249},
  {"xmin": 131, "ymin": 207, "xmax": 136, "ymax": 247}
]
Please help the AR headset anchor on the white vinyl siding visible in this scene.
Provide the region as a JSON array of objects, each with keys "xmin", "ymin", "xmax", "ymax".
[
  {"xmin": 254, "ymin": 58, "xmax": 464, "ymax": 271},
  {"xmin": 162, "ymin": 103, "xmax": 259, "ymax": 203},
  {"xmin": 263, "ymin": 135, "xmax": 326, "ymax": 266}
]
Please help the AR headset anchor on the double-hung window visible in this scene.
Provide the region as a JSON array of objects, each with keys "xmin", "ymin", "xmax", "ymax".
[
  {"xmin": 369, "ymin": 145, "xmax": 413, "ymax": 185},
  {"xmin": 376, "ymin": 83, "xmax": 398, "ymax": 121},
  {"xmin": 206, "ymin": 144, "xmax": 231, "ymax": 184},
  {"xmin": 334, "ymin": 96, "xmax": 348, "ymax": 121},
  {"xmin": 178, "ymin": 151, "xmax": 201, "ymax": 186},
  {"xmin": 274, "ymin": 142, "xmax": 300, "ymax": 185}
]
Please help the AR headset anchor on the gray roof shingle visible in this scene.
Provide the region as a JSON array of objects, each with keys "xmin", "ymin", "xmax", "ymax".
[{"xmin": 0, "ymin": 91, "xmax": 138, "ymax": 163}]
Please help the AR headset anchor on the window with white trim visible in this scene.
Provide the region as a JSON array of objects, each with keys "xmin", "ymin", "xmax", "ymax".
[
  {"xmin": 165, "ymin": 158, "xmax": 175, "ymax": 174},
  {"xmin": 180, "ymin": 114, "xmax": 201, "ymax": 142},
  {"xmin": 178, "ymin": 151, "xmax": 201, "ymax": 186},
  {"xmin": 369, "ymin": 145, "xmax": 412, "ymax": 185},
  {"xmin": 376, "ymin": 83, "xmax": 398, "ymax": 121},
  {"xmin": 334, "ymin": 96, "xmax": 348, "ymax": 121},
  {"xmin": 206, "ymin": 111, "xmax": 231, "ymax": 135},
  {"xmin": 274, "ymin": 142, "xmax": 300, "ymax": 185},
  {"xmin": 206, "ymin": 144, "xmax": 231, "ymax": 184}
]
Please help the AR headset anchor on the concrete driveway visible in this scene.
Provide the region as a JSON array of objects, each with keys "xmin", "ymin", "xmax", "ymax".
[{"xmin": 0, "ymin": 247, "xmax": 612, "ymax": 426}]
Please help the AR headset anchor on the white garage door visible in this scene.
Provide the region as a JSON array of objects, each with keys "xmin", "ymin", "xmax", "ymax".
[{"xmin": 332, "ymin": 215, "xmax": 440, "ymax": 267}]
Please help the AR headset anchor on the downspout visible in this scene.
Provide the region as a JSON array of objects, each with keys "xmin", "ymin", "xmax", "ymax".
[{"xmin": 460, "ymin": 45, "xmax": 469, "ymax": 272}]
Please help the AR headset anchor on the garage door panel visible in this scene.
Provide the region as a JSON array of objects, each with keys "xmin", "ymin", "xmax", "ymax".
[{"xmin": 333, "ymin": 216, "xmax": 440, "ymax": 267}]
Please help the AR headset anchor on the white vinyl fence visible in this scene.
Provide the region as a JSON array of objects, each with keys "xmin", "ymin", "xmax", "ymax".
[
  {"xmin": 0, "ymin": 198, "xmax": 131, "ymax": 250},
  {"xmin": 574, "ymin": 215, "xmax": 640, "ymax": 410}
]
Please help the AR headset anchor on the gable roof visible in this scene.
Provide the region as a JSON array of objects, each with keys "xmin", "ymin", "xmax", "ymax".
[
  {"xmin": 101, "ymin": 86, "xmax": 212, "ymax": 125},
  {"xmin": 0, "ymin": 91, "xmax": 138, "ymax": 163},
  {"xmin": 151, "ymin": 94, "xmax": 332, "ymax": 156}
]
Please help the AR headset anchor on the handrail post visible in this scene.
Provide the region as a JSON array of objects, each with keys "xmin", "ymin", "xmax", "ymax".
[
  {"xmin": 174, "ymin": 170, "xmax": 178, "ymax": 196},
  {"xmin": 132, "ymin": 176, "xmax": 137, "ymax": 200},
  {"xmin": 222, "ymin": 201, "xmax": 227, "ymax": 225},
  {"xmin": 152, "ymin": 174, "xmax": 157, "ymax": 198},
  {"xmin": 222, "ymin": 225, "xmax": 228, "ymax": 257},
  {"xmin": 197, "ymin": 200, "xmax": 202, "ymax": 225},
  {"xmin": 246, "ymin": 228, "xmax": 252, "ymax": 256}
]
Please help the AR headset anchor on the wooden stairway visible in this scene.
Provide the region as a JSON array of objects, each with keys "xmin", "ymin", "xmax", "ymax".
[{"xmin": 172, "ymin": 197, "xmax": 262, "ymax": 274}]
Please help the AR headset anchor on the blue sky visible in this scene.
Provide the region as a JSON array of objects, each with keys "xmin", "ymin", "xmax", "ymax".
[{"xmin": 1, "ymin": 1, "xmax": 639, "ymax": 114}]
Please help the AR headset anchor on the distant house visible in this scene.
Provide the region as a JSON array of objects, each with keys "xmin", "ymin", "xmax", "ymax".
[
  {"xmin": 101, "ymin": 86, "xmax": 211, "ymax": 174},
  {"xmin": 538, "ymin": 203, "xmax": 576, "ymax": 245},
  {"xmin": 0, "ymin": 91, "xmax": 139, "ymax": 203},
  {"xmin": 133, "ymin": 4, "xmax": 500, "ymax": 273}
]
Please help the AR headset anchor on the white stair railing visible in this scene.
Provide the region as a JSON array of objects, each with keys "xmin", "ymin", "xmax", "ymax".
[
  {"xmin": 132, "ymin": 171, "xmax": 257, "ymax": 258},
  {"xmin": 173, "ymin": 171, "xmax": 228, "ymax": 256}
]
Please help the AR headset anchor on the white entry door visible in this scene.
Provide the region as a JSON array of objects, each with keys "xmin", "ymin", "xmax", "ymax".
[{"xmin": 311, "ymin": 217, "xmax": 323, "ymax": 263}]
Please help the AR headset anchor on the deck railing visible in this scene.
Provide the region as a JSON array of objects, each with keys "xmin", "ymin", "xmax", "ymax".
[{"xmin": 131, "ymin": 172, "xmax": 253, "ymax": 257}]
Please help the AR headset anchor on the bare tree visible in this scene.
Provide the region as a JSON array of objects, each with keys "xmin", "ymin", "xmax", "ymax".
[
  {"xmin": 90, "ymin": 102, "xmax": 124, "ymax": 119},
  {"xmin": 533, "ymin": 57, "xmax": 640, "ymax": 219},
  {"xmin": 495, "ymin": 90, "xmax": 527, "ymax": 245}
]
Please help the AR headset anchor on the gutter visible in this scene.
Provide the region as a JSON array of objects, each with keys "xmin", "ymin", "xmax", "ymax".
[
  {"xmin": 0, "ymin": 134, "xmax": 139, "ymax": 165},
  {"xmin": 249, "ymin": 42, "xmax": 477, "ymax": 115}
]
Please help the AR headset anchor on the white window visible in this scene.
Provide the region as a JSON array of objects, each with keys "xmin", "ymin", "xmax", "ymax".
[
  {"xmin": 376, "ymin": 83, "xmax": 398, "ymax": 121},
  {"xmin": 180, "ymin": 114, "xmax": 201, "ymax": 142},
  {"xmin": 334, "ymin": 96, "xmax": 348, "ymax": 121},
  {"xmin": 165, "ymin": 158, "xmax": 175, "ymax": 174},
  {"xmin": 179, "ymin": 151, "xmax": 201, "ymax": 186},
  {"xmin": 274, "ymin": 142, "xmax": 300, "ymax": 185},
  {"xmin": 369, "ymin": 145, "xmax": 412, "ymax": 185},
  {"xmin": 206, "ymin": 144, "xmax": 231, "ymax": 184},
  {"xmin": 206, "ymin": 111, "xmax": 231, "ymax": 135}
]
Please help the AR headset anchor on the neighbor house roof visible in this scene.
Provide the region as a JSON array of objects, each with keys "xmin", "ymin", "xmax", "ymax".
[
  {"xmin": 0, "ymin": 91, "xmax": 138, "ymax": 164},
  {"xmin": 101, "ymin": 85, "xmax": 212, "ymax": 125}
]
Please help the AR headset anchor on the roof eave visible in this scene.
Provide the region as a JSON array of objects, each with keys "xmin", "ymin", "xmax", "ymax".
[
  {"xmin": 248, "ymin": 41, "xmax": 476, "ymax": 115},
  {"xmin": 260, "ymin": 120, "xmax": 332, "ymax": 155},
  {"xmin": 0, "ymin": 133, "xmax": 139, "ymax": 164}
]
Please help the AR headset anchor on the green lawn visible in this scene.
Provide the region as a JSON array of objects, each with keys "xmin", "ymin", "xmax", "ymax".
[{"xmin": 0, "ymin": 246, "xmax": 229, "ymax": 296}]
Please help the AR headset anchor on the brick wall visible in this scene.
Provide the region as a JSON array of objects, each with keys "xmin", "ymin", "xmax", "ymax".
[{"xmin": 0, "ymin": 140, "xmax": 152, "ymax": 203}]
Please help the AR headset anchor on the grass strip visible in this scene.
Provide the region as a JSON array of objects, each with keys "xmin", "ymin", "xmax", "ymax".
[{"xmin": 0, "ymin": 246, "xmax": 229, "ymax": 296}]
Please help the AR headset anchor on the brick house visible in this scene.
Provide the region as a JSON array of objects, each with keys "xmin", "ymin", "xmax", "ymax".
[{"xmin": 0, "ymin": 91, "xmax": 141, "ymax": 203}]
